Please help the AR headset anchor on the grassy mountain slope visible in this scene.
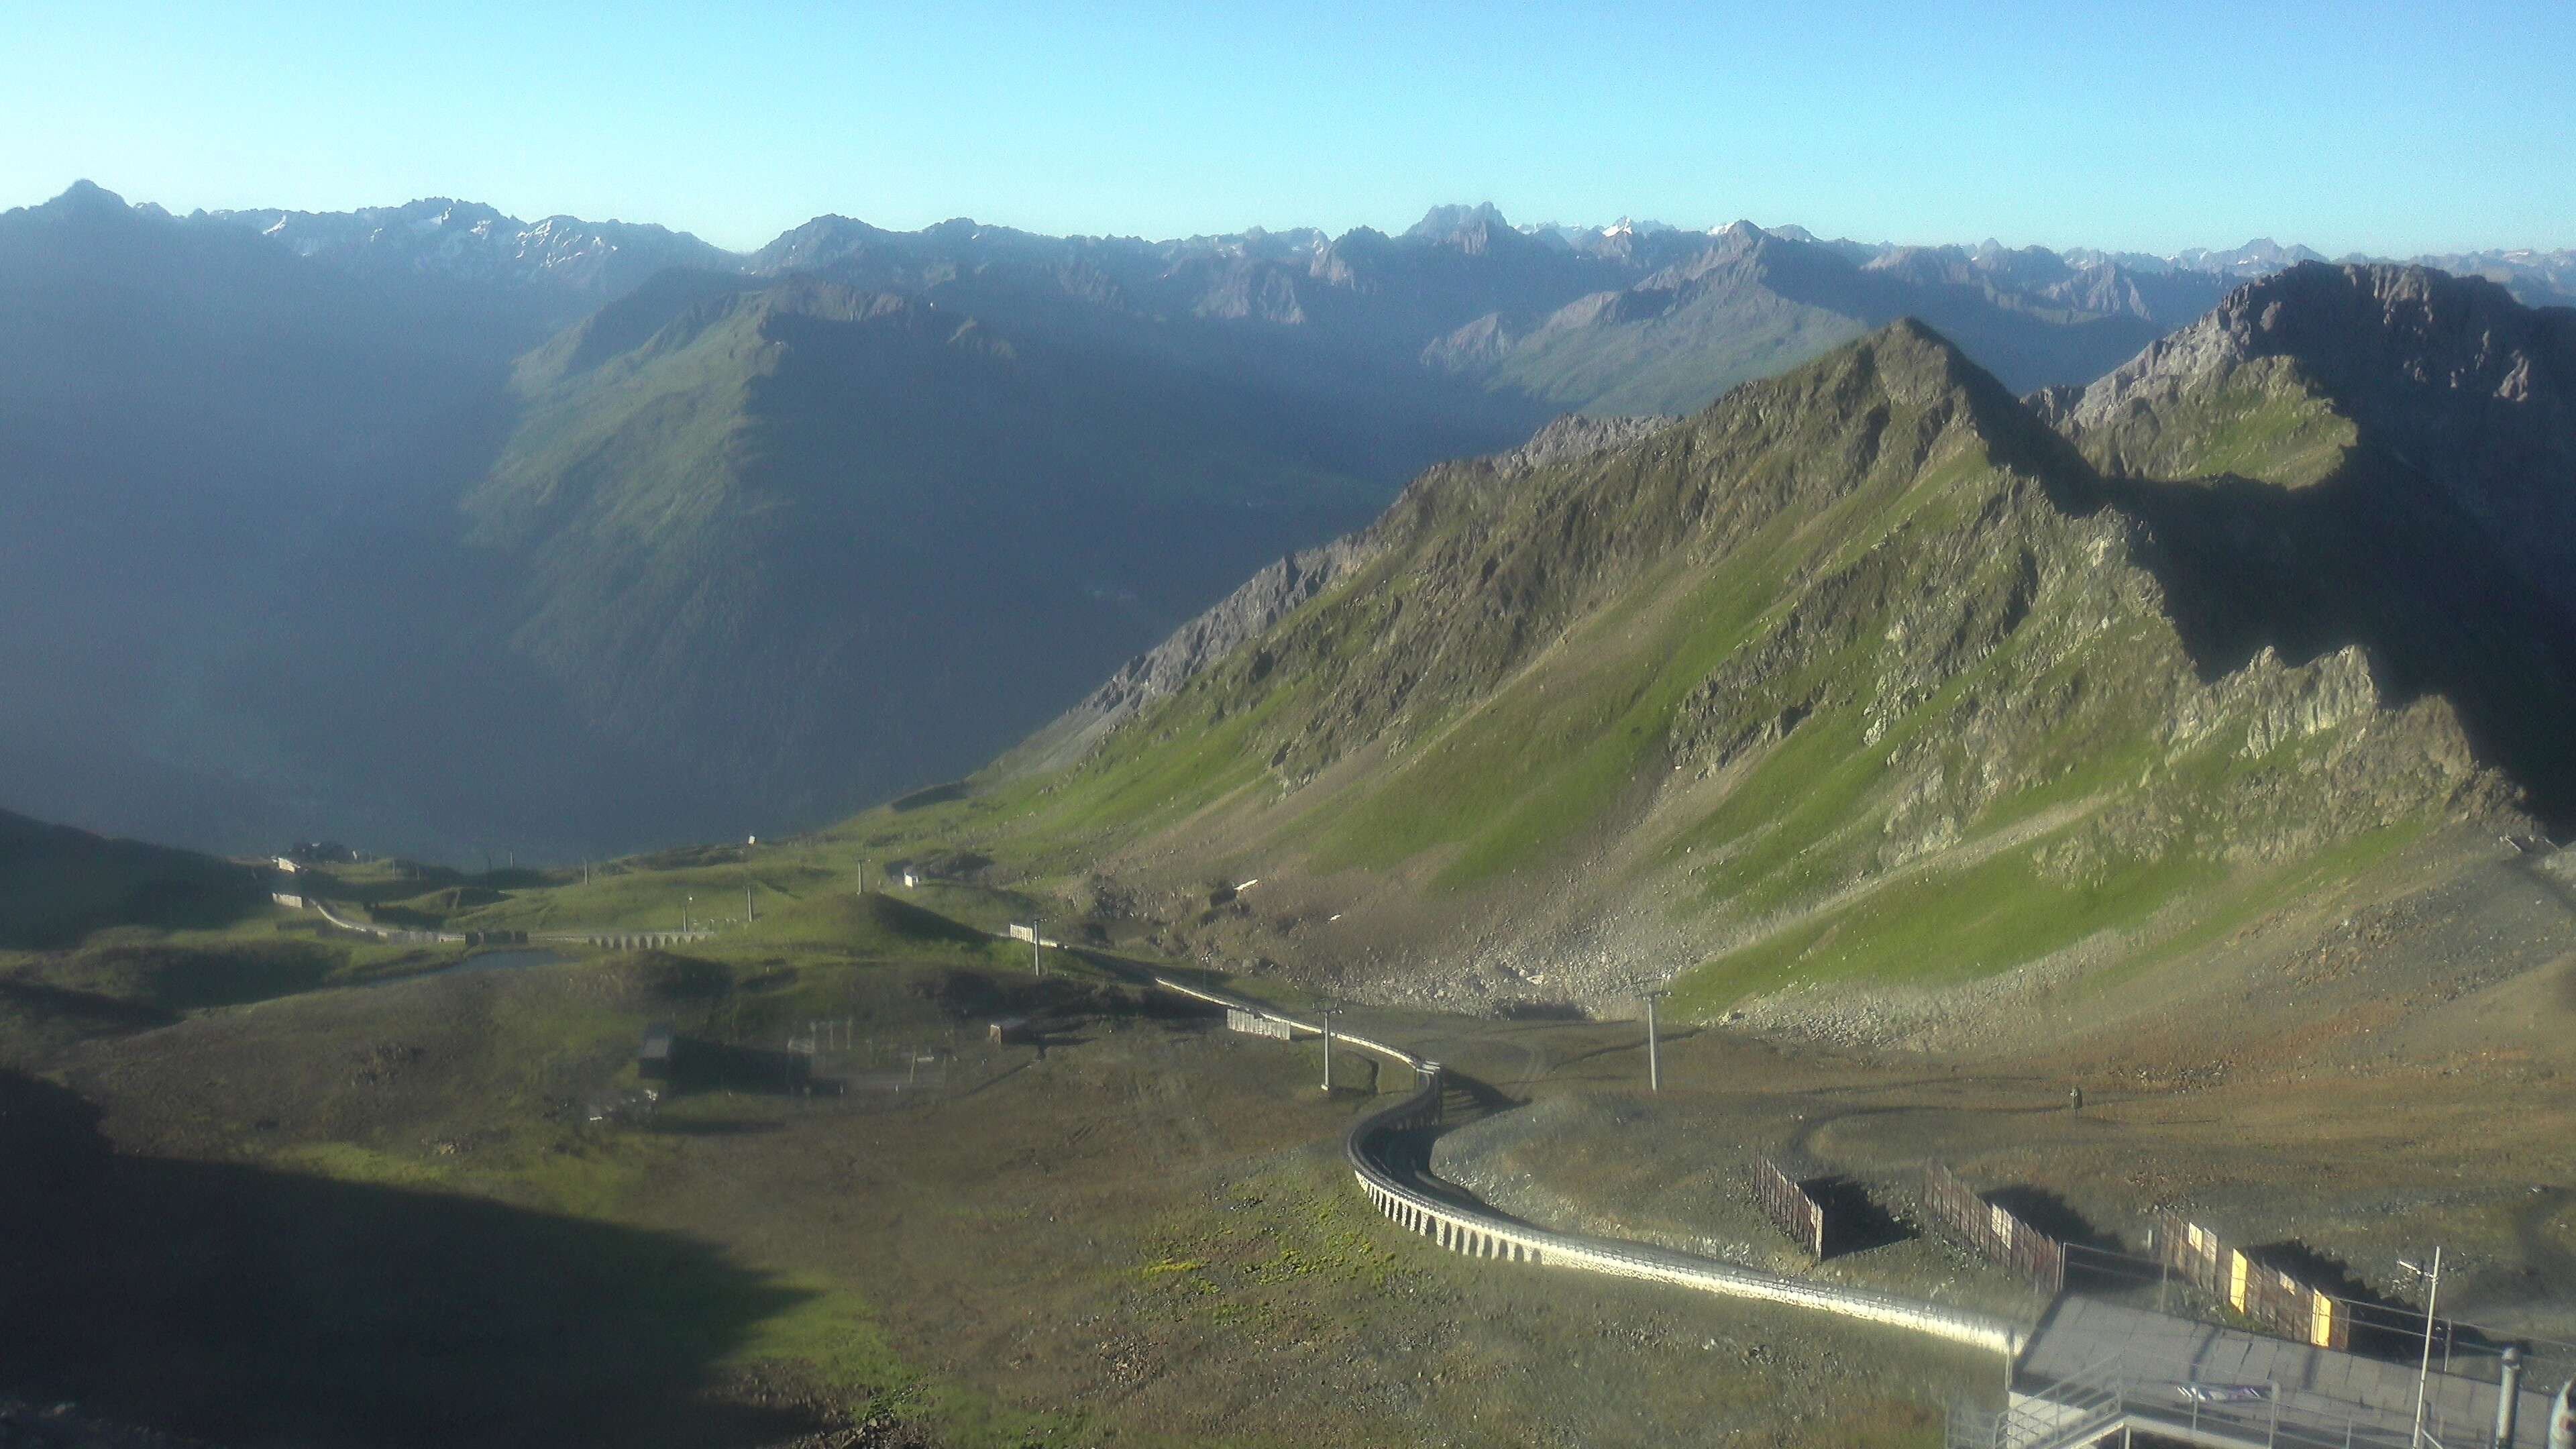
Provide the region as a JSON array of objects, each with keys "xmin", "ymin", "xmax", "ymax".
[
  {"xmin": 0, "ymin": 810, "xmax": 262, "ymax": 951},
  {"xmin": 852, "ymin": 318, "xmax": 2530, "ymax": 1034},
  {"xmin": 464, "ymin": 272, "xmax": 1541, "ymax": 832}
]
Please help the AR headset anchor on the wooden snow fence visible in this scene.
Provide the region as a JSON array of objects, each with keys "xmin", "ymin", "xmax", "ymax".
[
  {"xmin": 1921, "ymin": 1161, "xmax": 2066, "ymax": 1295},
  {"xmin": 2152, "ymin": 1212, "xmax": 2350, "ymax": 1350},
  {"xmin": 1754, "ymin": 1157, "xmax": 1827, "ymax": 1261}
]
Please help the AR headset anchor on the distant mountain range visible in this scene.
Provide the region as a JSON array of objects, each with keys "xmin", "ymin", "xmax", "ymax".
[
  {"xmin": 166, "ymin": 189, "xmax": 2576, "ymax": 415},
  {"xmin": 3, "ymin": 178, "xmax": 2568, "ymax": 861},
  {"xmin": 174, "ymin": 184, "xmax": 2576, "ymax": 337},
  {"xmin": 205, "ymin": 196, "xmax": 736, "ymax": 319}
]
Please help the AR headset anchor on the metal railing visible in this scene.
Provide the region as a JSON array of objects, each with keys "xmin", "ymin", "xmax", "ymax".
[
  {"xmin": 2054, "ymin": 1234, "xmax": 2576, "ymax": 1404},
  {"xmin": 1949, "ymin": 1353, "xmax": 2484, "ymax": 1449}
]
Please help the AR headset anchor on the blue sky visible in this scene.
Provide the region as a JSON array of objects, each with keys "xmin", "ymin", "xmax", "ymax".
[{"xmin": 4, "ymin": 0, "xmax": 2569, "ymax": 256}]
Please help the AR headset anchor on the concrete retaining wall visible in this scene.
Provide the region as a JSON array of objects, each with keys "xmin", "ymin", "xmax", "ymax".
[
  {"xmin": 300, "ymin": 896, "xmax": 708, "ymax": 953},
  {"xmin": 535, "ymin": 930, "xmax": 718, "ymax": 951},
  {"xmin": 1342, "ymin": 1081, "xmax": 2025, "ymax": 1357},
  {"xmin": 1144, "ymin": 973, "xmax": 2024, "ymax": 1359}
]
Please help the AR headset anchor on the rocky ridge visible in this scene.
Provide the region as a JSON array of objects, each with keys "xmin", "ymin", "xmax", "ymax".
[
  {"xmin": 1003, "ymin": 534, "xmax": 1384, "ymax": 777},
  {"xmin": 997, "ymin": 317, "xmax": 2532, "ymax": 1033},
  {"xmin": 1006, "ymin": 413, "xmax": 1678, "ymax": 775},
  {"xmin": 1493, "ymin": 413, "xmax": 1677, "ymax": 474},
  {"xmin": 2061, "ymin": 263, "xmax": 2576, "ymax": 619}
]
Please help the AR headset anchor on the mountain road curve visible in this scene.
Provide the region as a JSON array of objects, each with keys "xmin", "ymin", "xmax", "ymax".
[{"xmin": 1128, "ymin": 965, "xmax": 2027, "ymax": 1359}]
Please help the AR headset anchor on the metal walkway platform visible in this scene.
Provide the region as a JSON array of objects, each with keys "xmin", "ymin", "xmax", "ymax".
[{"xmin": 1954, "ymin": 1296, "xmax": 2557, "ymax": 1449}]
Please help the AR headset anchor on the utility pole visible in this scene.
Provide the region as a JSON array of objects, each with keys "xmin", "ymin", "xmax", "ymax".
[
  {"xmin": 1321, "ymin": 1010, "xmax": 1336, "ymax": 1093},
  {"xmin": 684, "ymin": 895, "xmax": 692, "ymax": 932},
  {"xmin": 1644, "ymin": 990, "xmax": 1665, "ymax": 1093},
  {"xmin": 746, "ymin": 883, "xmax": 755, "ymax": 924},
  {"xmin": 2404, "ymin": 1246, "xmax": 2445, "ymax": 1448},
  {"xmin": 857, "ymin": 858, "xmax": 867, "ymax": 896}
]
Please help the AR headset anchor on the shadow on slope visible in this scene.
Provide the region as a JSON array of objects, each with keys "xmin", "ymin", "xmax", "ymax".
[
  {"xmin": 20, "ymin": 939, "xmax": 341, "ymax": 1014},
  {"xmin": 0, "ymin": 1070, "xmax": 820, "ymax": 1448},
  {"xmin": 2089, "ymin": 451, "xmax": 2576, "ymax": 830},
  {"xmin": 1955, "ymin": 374, "xmax": 2576, "ymax": 831},
  {"xmin": 0, "ymin": 811, "xmax": 264, "ymax": 951},
  {"xmin": 1805, "ymin": 1174, "xmax": 1915, "ymax": 1258},
  {"xmin": 0, "ymin": 977, "xmax": 180, "ymax": 1036}
]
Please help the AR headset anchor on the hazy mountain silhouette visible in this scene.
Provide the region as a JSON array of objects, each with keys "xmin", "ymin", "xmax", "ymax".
[{"xmin": 9, "ymin": 182, "xmax": 2550, "ymax": 860}]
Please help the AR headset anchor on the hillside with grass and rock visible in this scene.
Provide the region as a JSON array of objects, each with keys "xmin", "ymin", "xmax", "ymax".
[
  {"xmin": 877, "ymin": 270, "xmax": 2576, "ymax": 1047},
  {"xmin": 5, "ymin": 266, "xmax": 2575, "ymax": 1449},
  {"xmin": 461, "ymin": 271, "xmax": 1523, "ymax": 833},
  {"xmin": 11, "ymin": 182, "xmax": 2414, "ymax": 863}
]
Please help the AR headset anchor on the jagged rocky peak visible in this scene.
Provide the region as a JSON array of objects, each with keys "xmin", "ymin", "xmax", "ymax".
[
  {"xmin": 2061, "ymin": 258, "xmax": 2576, "ymax": 643},
  {"xmin": 1404, "ymin": 201, "xmax": 1524, "ymax": 254},
  {"xmin": 1407, "ymin": 201, "xmax": 1510, "ymax": 236},
  {"xmin": 1840, "ymin": 315, "xmax": 2033, "ymax": 416},
  {"xmin": 2172, "ymin": 237, "xmax": 2328, "ymax": 274},
  {"xmin": 385, "ymin": 197, "xmax": 512, "ymax": 231},
  {"xmin": 27, "ymin": 179, "xmax": 169, "ymax": 225},
  {"xmin": 184, "ymin": 194, "xmax": 739, "ymax": 299},
  {"xmin": 47, "ymin": 178, "xmax": 127, "ymax": 211},
  {"xmin": 1680, "ymin": 219, "xmax": 1773, "ymax": 260},
  {"xmin": 752, "ymin": 213, "xmax": 894, "ymax": 272},
  {"xmin": 1601, "ymin": 215, "xmax": 1683, "ymax": 238},
  {"xmin": 2069, "ymin": 262, "xmax": 2576, "ymax": 433}
]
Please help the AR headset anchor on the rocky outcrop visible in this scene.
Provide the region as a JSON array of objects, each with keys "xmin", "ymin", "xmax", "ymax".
[
  {"xmin": 2062, "ymin": 263, "xmax": 2576, "ymax": 615},
  {"xmin": 1001, "ymin": 413, "xmax": 1674, "ymax": 775},
  {"xmin": 1002, "ymin": 533, "xmax": 1385, "ymax": 775},
  {"xmin": 1491, "ymin": 413, "xmax": 1674, "ymax": 474},
  {"xmin": 2065, "ymin": 263, "xmax": 2570, "ymax": 431}
]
